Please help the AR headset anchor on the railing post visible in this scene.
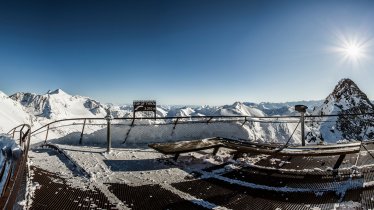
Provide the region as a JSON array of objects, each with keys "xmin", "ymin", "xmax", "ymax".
[
  {"xmin": 105, "ymin": 110, "xmax": 113, "ymax": 153},
  {"xmin": 301, "ymin": 112, "xmax": 305, "ymax": 146},
  {"xmin": 295, "ymin": 105, "xmax": 308, "ymax": 146},
  {"xmin": 79, "ymin": 119, "xmax": 86, "ymax": 145},
  {"xmin": 45, "ymin": 125, "xmax": 50, "ymax": 144}
]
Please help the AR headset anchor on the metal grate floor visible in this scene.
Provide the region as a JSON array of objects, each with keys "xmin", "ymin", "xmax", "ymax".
[
  {"xmin": 29, "ymin": 167, "xmax": 117, "ymax": 210},
  {"xmin": 107, "ymin": 183, "xmax": 209, "ymax": 210},
  {"xmin": 171, "ymin": 176, "xmax": 373, "ymax": 210}
]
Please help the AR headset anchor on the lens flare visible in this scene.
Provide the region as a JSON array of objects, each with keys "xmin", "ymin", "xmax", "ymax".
[{"xmin": 329, "ymin": 31, "xmax": 372, "ymax": 67}]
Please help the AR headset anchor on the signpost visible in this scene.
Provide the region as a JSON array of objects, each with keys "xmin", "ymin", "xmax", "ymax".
[{"xmin": 133, "ymin": 100, "xmax": 157, "ymax": 119}]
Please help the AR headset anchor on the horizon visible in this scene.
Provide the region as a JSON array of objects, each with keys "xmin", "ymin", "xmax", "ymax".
[
  {"xmin": 1, "ymin": 0, "xmax": 374, "ymax": 105},
  {"xmin": 7, "ymin": 82, "xmax": 374, "ymax": 107},
  {"xmin": 6, "ymin": 87, "xmax": 327, "ymax": 107}
]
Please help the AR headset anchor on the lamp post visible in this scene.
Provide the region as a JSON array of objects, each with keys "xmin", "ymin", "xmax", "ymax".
[
  {"xmin": 105, "ymin": 109, "xmax": 113, "ymax": 153},
  {"xmin": 295, "ymin": 105, "xmax": 308, "ymax": 146}
]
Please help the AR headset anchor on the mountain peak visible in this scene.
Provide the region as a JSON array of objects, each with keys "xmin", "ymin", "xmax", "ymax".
[
  {"xmin": 331, "ymin": 78, "xmax": 365, "ymax": 101},
  {"xmin": 48, "ymin": 89, "xmax": 68, "ymax": 95},
  {"xmin": 309, "ymin": 78, "xmax": 374, "ymax": 142}
]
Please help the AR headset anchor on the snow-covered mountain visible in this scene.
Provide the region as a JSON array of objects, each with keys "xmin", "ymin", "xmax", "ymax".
[
  {"xmin": 10, "ymin": 89, "xmax": 107, "ymax": 120},
  {"xmin": 307, "ymin": 78, "xmax": 374, "ymax": 142},
  {"xmin": 165, "ymin": 102, "xmax": 265, "ymax": 117},
  {"xmin": 0, "ymin": 91, "xmax": 31, "ymax": 133},
  {"xmin": 10, "ymin": 88, "xmax": 322, "ymax": 121},
  {"xmin": 252, "ymin": 100, "xmax": 323, "ymax": 116},
  {"xmin": 3, "ymin": 78, "xmax": 373, "ymax": 144}
]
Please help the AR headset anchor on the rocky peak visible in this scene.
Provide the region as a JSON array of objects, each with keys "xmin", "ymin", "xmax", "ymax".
[
  {"xmin": 329, "ymin": 78, "xmax": 370, "ymax": 104},
  {"xmin": 309, "ymin": 78, "xmax": 374, "ymax": 142}
]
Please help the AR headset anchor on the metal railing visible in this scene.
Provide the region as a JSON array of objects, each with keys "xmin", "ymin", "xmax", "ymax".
[
  {"xmin": 30, "ymin": 115, "xmax": 302, "ymax": 149},
  {"xmin": 28, "ymin": 112, "xmax": 374, "ymax": 152},
  {"xmin": 0, "ymin": 124, "xmax": 31, "ymax": 210}
]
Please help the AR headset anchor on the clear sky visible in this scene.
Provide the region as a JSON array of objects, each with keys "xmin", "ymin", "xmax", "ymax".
[{"xmin": 0, "ymin": 0, "xmax": 374, "ymax": 105}]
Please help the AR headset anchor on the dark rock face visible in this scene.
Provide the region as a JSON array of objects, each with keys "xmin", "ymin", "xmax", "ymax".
[
  {"xmin": 309, "ymin": 78, "xmax": 374, "ymax": 142},
  {"xmin": 334, "ymin": 79, "xmax": 374, "ymax": 140},
  {"xmin": 11, "ymin": 92, "xmax": 51, "ymax": 118},
  {"xmin": 84, "ymin": 99, "xmax": 103, "ymax": 115}
]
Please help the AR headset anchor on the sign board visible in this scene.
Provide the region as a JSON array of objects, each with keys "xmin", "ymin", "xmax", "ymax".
[{"xmin": 133, "ymin": 100, "xmax": 156, "ymax": 118}]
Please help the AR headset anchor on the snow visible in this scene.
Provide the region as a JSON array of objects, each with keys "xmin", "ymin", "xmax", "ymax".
[
  {"xmin": 11, "ymin": 89, "xmax": 107, "ymax": 120},
  {"xmin": 0, "ymin": 91, "xmax": 31, "ymax": 133}
]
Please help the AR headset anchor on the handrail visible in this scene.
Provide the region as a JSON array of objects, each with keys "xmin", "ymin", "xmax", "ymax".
[
  {"xmin": 26, "ymin": 112, "xmax": 374, "ymax": 148},
  {"xmin": 29, "ymin": 112, "xmax": 374, "ymax": 137},
  {"xmin": 1, "ymin": 124, "xmax": 31, "ymax": 210}
]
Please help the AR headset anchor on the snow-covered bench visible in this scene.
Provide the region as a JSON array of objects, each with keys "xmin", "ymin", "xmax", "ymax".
[{"xmin": 149, "ymin": 138, "xmax": 361, "ymax": 160}]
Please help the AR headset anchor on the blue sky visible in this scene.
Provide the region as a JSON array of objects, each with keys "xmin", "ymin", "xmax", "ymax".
[{"xmin": 0, "ymin": 0, "xmax": 374, "ymax": 105}]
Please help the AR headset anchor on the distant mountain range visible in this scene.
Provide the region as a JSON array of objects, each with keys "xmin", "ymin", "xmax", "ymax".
[{"xmin": 1, "ymin": 78, "xmax": 373, "ymax": 143}]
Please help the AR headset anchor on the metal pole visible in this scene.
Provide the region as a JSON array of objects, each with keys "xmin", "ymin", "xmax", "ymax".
[
  {"xmin": 105, "ymin": 109, "xmax": 113, "ymax": 153},
  {"xmin": 295, "ymin": 105, "xmax": 308, "ymax": 147},
  {"xmin": 107, "ymin": 119, "xmax": 111, "ymax": 153},
  {"xmin": 45, "ymin": 125, "xmax": 50, "ymax": 144},
  {"xmin": 301, "ymin": 112, "xmax": 305, "ymax": 146}
]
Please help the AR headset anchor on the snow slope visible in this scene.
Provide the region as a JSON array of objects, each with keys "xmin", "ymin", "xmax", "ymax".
[
  {"xmin": 0, "ymin": 91, "xmax": 31, "ymax": 133},
  {"xmin": 11, "ymin": 89, "xmax": 107, "ymax": 120}
]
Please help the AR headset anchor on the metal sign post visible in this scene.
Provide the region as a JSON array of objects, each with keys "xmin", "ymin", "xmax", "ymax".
[{"xmin": 295, "ymin": 105, "xmax": 308, "ymax": 146}]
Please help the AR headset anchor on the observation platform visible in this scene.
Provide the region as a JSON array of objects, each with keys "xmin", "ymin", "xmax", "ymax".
[{"xmin": 24, "ymin": 140, "xmax": 374, "ymax": 209}]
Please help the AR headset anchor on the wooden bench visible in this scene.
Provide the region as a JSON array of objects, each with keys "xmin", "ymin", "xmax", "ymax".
[
  {"xmin": 149, "ymin": 137, "xmax": 361, "ymax": 160},
  {"xmin": 149, "ymin": 138, "xmax": 224, "ymax": 160}
]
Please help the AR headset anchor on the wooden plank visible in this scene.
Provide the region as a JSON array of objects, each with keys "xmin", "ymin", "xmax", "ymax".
[
  {"xmin": 148, "ymin": 138, "xmax": 224, "ymax": 154},
  {"xmin": 149, "ymin": 138, "xmax": 361, "ymax": 157},
  {"xmin": 227, "ymin": 144, "xmax": 360, "ymax": 156},
  {"xmin": 290, "ymin": 142, "xmax": 361, "ymax": 150}
]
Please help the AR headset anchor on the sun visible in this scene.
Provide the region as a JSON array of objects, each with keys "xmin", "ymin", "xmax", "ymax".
[
  {"xmin": 341, "ymin": 41, "xmax": 365, "ymax": 60},
  {"xmin": 344, "ymin": 43, "xmax": 362, "ymax": 59},
  {"xmin": 329, "ymin": 32, "xmax": 371, "ymax": 66}
]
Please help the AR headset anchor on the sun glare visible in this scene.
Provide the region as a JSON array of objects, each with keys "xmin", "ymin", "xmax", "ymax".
[
  {"xmin": 344, "ymin": 43, "xmax": 362, "ymax": 58},
  {"xmin": 341, "ymin": 41, "xmax": 366, "ymax": 61},
  {"xmin": 330, "ymin": 32, "xmax": 372, "ymax": 66}
]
